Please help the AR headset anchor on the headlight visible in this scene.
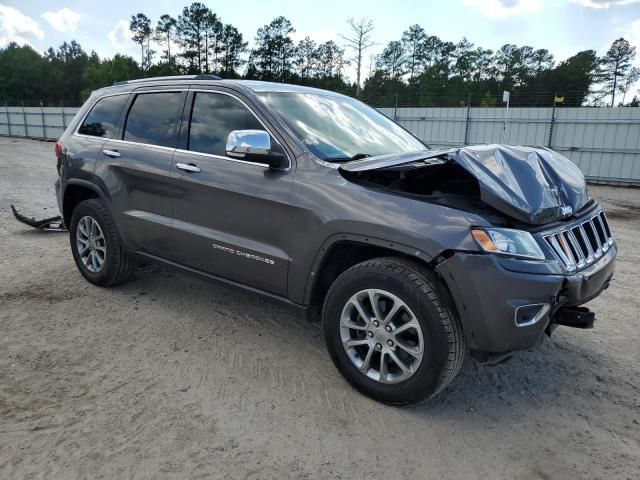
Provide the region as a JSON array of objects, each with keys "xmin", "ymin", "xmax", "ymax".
[{"xmin": 471, "ymin": 228, "xmax": 545, "ymax": 260}]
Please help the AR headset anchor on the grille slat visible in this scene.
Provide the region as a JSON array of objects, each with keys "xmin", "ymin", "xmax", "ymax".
[{"xmin": 544, "ymin": 210, "xmax": 613, "ymax": 271}]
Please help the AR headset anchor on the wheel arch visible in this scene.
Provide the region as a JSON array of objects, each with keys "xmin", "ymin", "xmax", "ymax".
[
  {"xmin": 62, "ymin": 180, "xmax": 106, "ymax": 227},
  {"xmin": 304, "ymin": 234, "xmax": 438, "ymax": 310}
]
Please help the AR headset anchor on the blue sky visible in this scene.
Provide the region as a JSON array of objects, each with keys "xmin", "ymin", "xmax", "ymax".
[{"xmin": 1, "ymin": 0, "xmax": 640, "ymax": 81}]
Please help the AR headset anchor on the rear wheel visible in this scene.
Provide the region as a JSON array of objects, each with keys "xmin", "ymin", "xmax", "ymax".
[
  {"xmin": 322, "ymin": 257, "xmax": 465, "ymax": 405},
  {"xmin": 69, "ymin": 199, "xmax": 135, "ymax": 286}
]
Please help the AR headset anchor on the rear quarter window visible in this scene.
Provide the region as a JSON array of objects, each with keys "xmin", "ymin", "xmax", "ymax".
[
  {"xmin": 77, "ymin": 94, "xmax": 129, "ymax": 138},
  {"xmin": 123, "ymin": 92, "xmax": 184, "ymax": 148}
]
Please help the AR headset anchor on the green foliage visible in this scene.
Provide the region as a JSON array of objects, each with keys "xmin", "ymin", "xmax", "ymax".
[
  {"xmin": 130, "ymin": 13, "xmax": 152, "ymax": 69},
  {"xmin": 0, "ymin": 5, "xmax": 636, "ymax": 109},
  {"xmin": 596, "ymin": 38, "xmax": 637, "ymax": 106},
  {"xmin": 251, "ymin": 16, "xmax": 296, "ymax": 81},
  {"xmin": 155, "ymin": 14, "xmax": 177, "ymax": 63}
]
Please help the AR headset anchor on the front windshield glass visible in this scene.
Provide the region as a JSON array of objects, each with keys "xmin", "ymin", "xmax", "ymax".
[{"xmin": 257, "ymin": 92, "xmax": 427, "ymax": 161}]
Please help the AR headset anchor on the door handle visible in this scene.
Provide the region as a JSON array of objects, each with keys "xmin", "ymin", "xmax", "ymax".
[
  {"xmin": 176, "ymin": 162, "xmax": 201, "ymax": 173},
  {"xmin": 103, "ymin": 149, "xmax": 121, "ymax": 158}
]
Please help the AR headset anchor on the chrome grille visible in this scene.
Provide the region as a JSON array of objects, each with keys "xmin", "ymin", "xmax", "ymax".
[{"xmin": 543, "ymin": 211, "xmax": 614, "ymax": 271}]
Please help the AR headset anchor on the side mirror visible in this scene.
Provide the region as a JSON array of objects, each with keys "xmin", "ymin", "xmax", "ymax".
[{"xmin": 225, "ymin": 129, "xmax": 286, "ymax": 169}]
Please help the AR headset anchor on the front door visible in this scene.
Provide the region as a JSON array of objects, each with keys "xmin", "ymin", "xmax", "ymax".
[{"xmin": 170, "ymin": 90, "xmax": 293, "ymax": 296}]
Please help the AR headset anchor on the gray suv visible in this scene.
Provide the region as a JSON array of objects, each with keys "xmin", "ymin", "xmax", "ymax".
[{"xmin": 55, "ymin": 75, "xmax": 616, "ymax": 404}]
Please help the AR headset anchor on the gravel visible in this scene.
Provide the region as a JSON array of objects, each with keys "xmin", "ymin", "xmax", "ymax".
[{"xmin": 1, "ymin": 137, "xmax": 639, "ymax": 479}]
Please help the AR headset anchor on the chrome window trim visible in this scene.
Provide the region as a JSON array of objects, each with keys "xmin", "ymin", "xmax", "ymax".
[
  {"xmin": 174, "ymin": 148, "xmax": 270, "ymax": 169},
  {"xmin": 72, "ymin": 92, "xmax": 131, "ymax": 140},
  {"xmin": 105, "ymin": 138, "xmax": 177, "ymax": 153},
  {"xmin": 187, "ymin": 88, "xmax": 292, "ymax": 171}
]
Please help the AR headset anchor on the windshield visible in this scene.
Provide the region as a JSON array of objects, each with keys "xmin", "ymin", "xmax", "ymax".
[{"xmin": 257, "ymin": 92, "xmax": 427, "ymax": 161}]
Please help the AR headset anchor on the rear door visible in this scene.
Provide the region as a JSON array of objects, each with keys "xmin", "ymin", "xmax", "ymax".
[
  {"xmin": 96, "ymin": 88, "xmax": 187, "ymax": 257},
  {"xmin": 170, "ymin": 89, "xmax": 294, "ymax": 296},
  {"xmin": 69, "ymin": 93, "xmax": 129, "ymax": 182}
]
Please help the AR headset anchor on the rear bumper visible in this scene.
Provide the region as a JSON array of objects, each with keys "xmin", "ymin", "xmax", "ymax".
[{"xmin": 436, "ymin": 245, "xmax": 616, "ymax": 354}]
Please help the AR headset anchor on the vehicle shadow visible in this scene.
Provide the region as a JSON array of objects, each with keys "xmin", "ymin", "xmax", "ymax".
[{"xmin": 102, "ymin": 263, "xmax": 622, "ymax": 421}]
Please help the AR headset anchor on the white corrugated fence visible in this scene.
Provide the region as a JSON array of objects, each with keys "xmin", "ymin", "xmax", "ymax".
[
  {"xmin": 378, "ymin": 106, "xmax": 640, "ymax": 185},
  {"xmin": 1, "ymin": 104, "xmax": 639, "ymax": 184}
]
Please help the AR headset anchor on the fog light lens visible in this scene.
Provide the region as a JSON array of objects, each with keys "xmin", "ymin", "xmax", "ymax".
[{"xmin": 515, "ymin": 303, "xmax": 550, "ymax": 327}]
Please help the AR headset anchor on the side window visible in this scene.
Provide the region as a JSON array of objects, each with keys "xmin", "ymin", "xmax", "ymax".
[
  {"xmin": 189, "ymin": 92, "xmax": 273, "ymax": 157},
  {"xmin": 123, "ymin": 92, "xmax": 184, "ymax": 148},
  {"xmin": 77, "ymin": 95, "xmax": 128, "ymax": 138}
]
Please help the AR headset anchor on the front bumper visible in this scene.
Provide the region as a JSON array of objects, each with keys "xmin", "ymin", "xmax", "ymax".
[{"xmin": 435, "ymin": 244, "xmax": 616, "ymax": 354}]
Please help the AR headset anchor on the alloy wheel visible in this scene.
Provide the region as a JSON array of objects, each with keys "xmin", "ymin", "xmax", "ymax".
[
  {"xmin": 76, "ymin": 215, "xmax": 106, "ymax": 273},
  {"xmin": 340, "ymin": 289, "xmax": 424, "ymax": 384}
]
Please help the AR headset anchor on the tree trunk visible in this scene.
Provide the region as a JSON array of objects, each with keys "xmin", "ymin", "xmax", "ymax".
[
  {"xmin": 205, "ymin": 35, "xmax": 209, "ymax": 73},
  {"xmin": 611, "ymin": 76, "xmax": 616, "ymax": 107},
  {"xmin": 356, "ymin": 40, "xmax": 362, "ymax": 96}
]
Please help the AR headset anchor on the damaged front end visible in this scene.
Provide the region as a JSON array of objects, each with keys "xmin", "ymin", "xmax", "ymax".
[
  {"xmin": 339, "ymin": 144, "xmax": 616, "ymax": 357},
  {"xmin": 339, "ymin": 144, "xmax": 591, "ymax": 226}
]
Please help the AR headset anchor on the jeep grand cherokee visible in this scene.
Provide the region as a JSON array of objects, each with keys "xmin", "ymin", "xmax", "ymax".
[{"xmin": 54, "ymin": 75, "xmax": 616, "ymax": 404}]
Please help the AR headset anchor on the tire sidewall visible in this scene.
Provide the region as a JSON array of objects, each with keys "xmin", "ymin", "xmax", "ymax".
[
  {"xmin": 69, "ymin": 201, "xmax": 116, "ymax": 285},
  {"xmin": 323, "ymin": 266, "xmax": 451, "ymax": 404}
]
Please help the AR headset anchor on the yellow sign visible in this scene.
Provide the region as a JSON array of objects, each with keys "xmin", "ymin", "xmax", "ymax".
[{"xmin": 554, "ymin": 96, "xmax": 565, "ymax": 104}]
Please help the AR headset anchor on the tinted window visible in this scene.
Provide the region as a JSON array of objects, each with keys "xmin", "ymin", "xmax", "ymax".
[
  {"xmin": 188, "ymin": 92, "xmax": 265, "ymax": 156},
  {"xmin": 78, "ymin": 95, "xmax": 128, "ymax": 138},
  {"xmin": 123, "ymin": 92, "xmax": 184, "ymax": 148}
]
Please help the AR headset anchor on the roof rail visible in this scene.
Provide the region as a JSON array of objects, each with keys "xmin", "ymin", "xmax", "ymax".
[
  {"xmin": 113, "ymin": 74, "xmax": 222, "ymax": 86},
  {"xmin": 194, "ymin": 74, "xmax": 222, "ymax": 80}
]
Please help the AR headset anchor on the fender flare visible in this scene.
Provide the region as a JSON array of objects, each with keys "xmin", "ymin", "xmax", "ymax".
[
  {"xmin": 301, "ymin": 232, "xmax": 436, "ymax": 305},
  {"xmin": 61, "ymin": 179, "xmax": 111, "ymax": 223}
]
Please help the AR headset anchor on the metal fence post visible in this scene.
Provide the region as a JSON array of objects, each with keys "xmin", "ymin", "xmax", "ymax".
[
  {"xmin": 60, "ymin": 100, "xmax": 67, "ymax": 129},
  {"xmin": 393, "ymin": 93, "xmax": 398, "ymax": 121},
  {"xmin": 547, "ymin": 103, "xmax": 557, "ymax": 148},
  {"xmin": 4, "ymin": 101, "xmax": 11, "ymax": 137},
  {"xmin": 22, "ymin": 100, "xmax": 28, "ymax": 138},
  {"xmin": 40, "ymin": 100, "xmax": 47, "ymax": 139},
  {"xmin": 464, "ymin": 93, "xmax": 471, "ymax": 145}
]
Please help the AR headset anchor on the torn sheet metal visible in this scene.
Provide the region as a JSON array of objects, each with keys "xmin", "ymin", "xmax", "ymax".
[{"xmin": 339, "ymin": 144, "xmax": 589, "ymax": 225}]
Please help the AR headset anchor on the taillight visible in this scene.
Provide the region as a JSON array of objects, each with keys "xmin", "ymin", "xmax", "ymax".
[{"xmin": 54, "ymin": 142, "xmax": 63, "ymax": 157}]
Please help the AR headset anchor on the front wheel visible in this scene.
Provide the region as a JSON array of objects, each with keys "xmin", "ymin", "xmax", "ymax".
[{"xmin": 322, "ymin": 257, "xmax": 465, "ymax": 405}]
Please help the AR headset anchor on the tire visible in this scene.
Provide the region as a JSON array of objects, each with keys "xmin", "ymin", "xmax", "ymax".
[
  {"xmin": 322, "ymin": 257, "xmax": 465, "ymax": 405},
  {"xmin": 69, "ymin": 199, "xmax": 135, "ymax": 287}
]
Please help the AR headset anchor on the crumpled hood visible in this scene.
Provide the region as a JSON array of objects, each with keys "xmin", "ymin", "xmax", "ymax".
[{"xmin": 340, "ymin": 144, "xmax": 589, "ymax": 225}]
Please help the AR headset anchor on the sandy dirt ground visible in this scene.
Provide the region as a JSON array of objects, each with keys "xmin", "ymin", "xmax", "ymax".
[{"xmin": 1, "ymin": 137, "xmax": 639, "ymax": 479}]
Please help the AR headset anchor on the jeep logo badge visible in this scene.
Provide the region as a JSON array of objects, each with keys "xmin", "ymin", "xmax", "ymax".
[{"xmin": 560, "ymin": 205, "xmax": 573, "ymax": 216}]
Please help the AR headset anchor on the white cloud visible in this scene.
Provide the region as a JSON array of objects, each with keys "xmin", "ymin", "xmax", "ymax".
[
  {"xmin": 569, "ymin": 0, "xmax": 640, "ymax": 8},
  {"xmin": 41, "ymin": 8, "xmax": 80, "ymax": 33},
  {"xmin": 108, "ymin": 19, "xmax": 130, "ymax": 47},
  {"xmin": 0, "ymin": 4, "xmax": 44, "ymax": 47},
  {"xmin": 630, "ymin": 18, "xmax": 640, "ymax": 60},
  {"xmin": 461, "ymin": 0, "xmax": 544, "ymax": 19}
]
